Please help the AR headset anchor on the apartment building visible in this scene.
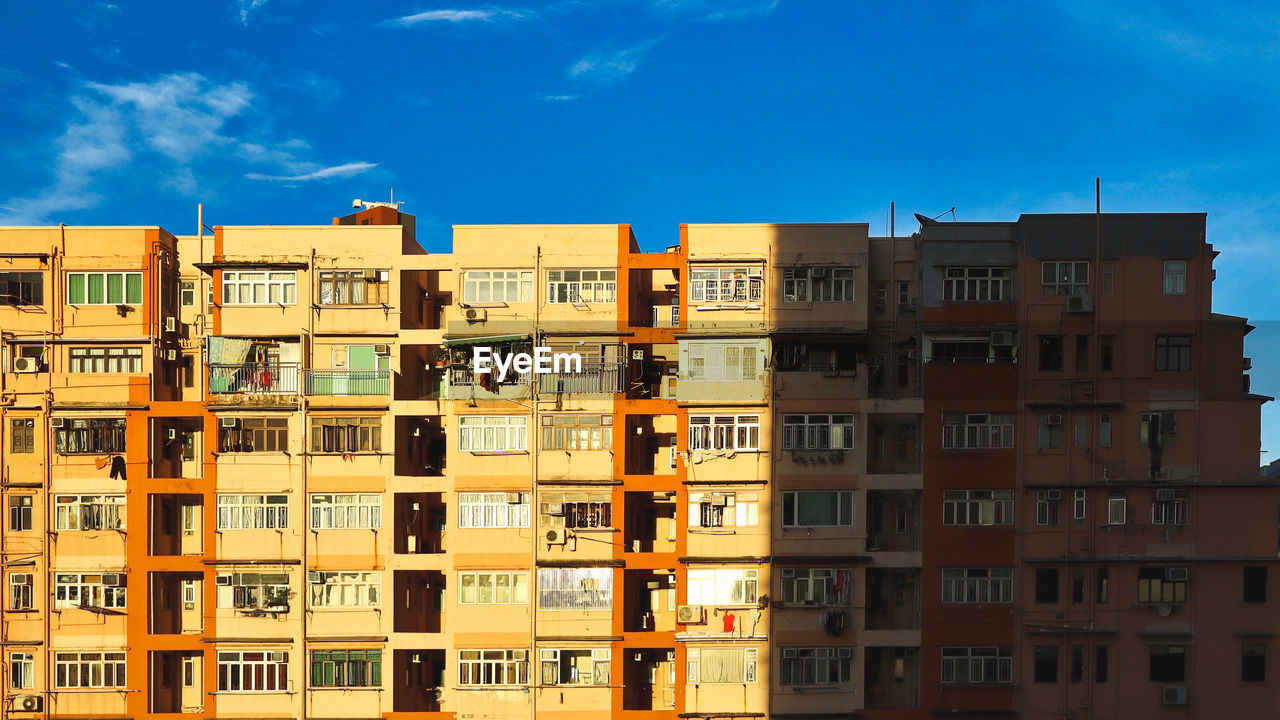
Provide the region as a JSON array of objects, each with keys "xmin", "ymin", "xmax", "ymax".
[{"xmin": 0, "ymin": 206, "xmax": 1272, "ymax": 720}]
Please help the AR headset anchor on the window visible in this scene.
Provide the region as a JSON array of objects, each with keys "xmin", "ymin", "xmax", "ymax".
[
  {"xmin": 1074, "ymin": 413, "xmax": 1087, "ymax": 447},
  {"xmin": 459, "ymin": 492, "xmax": 529, "ymax": 529},
  {"xmin": 928, "ymin": 338, "xmax": 992, "ymax": 364},
  {"xmin": 1138, "ymin": 567, "xmax": 1187, "ymax": 603},
  {"xmin": 688, "ymin": 415, "xmax": 760, "ymax": 452},
  {"xmin": 1242, "ymin": 643, "xmax": 1266, "ymax": 683},
  {"xmin": 318, "ymin": 269, "xmax": 389, "ymax": 305},
  {"xmin": 942, "ymin": 413, "xmax": 1014, "ymax": 450},
  {"xmin": 874, "ymin": 282, "xmax": 887, "ymax": 314},
  {"xmin": 688, "ymin": 492, "xmax": 758, "ymax": 528},
  {"xmin": 309, "ymin": 494, "xmax": 381, "ymax": 530},
  {"xmin": 1038, "ymin": 414, "xmax": 1063, "ymax": 449},
  {"xmin": 459, "ymin": 572, "xmax": 529, "ymax": 605},
  {"xmin": 781, "ymin": 491, "xmax": 853, "ymax": 528},
  {"xmin": 1099, "ymin": 412, "xmax": 1112, "ymax": 447},
  {"xmin": 1149, "ymin": 645, "xmax": 1185, "ymax": 682},
  {"xmin": 1150, "ymin": 489, "xmax": 1188, "ymax": 525},
  {"xmin": 9, "ymin": 652, "xmax": 33, "ymax": 689},
  {"xmin": 1097, "ymin": 568, "xmax": 1109, "ymax": 603},
  {"xmin": 781, "ymin": 647, "xmax": 852, "ymax": 685},
  {"xmin": 180, "ymin": 280, "xmax": 195, "ymax": 306},
  {"xmin": 459, "ymin": 649, "xmax": 528, "ymax": 686},
  {"xmin": 1034, "ymin": 646, "xmax": 1058, "ymax": 683},
  {"xmin": 1075, "ymin": 335, "xmax": 1089, "ymax": 372},
  {"xmin": 687, "ymin": 647, "xmax": 757, "ymax": 683},
  {"xmin": 54, "ymin": 417, "xmax": 126, "ymax": 454},
  {"xmin": 464, "ymin": 270, "xmax": 532, "ymax": 304},
  {"xmin": 540, "ymin": 414, "xmax": 611, "ymax": 450},
  {"xmin": 1101, "ymin": 261, "xmax": 1114, "ymax": 295},
  {"xmin": 0, "ymin": 272, "xmax": 42, "ymax": 305},
  {"xmin": 9, "ymin": 418, "xmax": 33, "ymax": 454},
  {"xmin": 940, "ymin": 647, "xmax": 1012, "ymax": 684},
  {"xmin": 55, "ymin": 573, "xmax": 126, "ymax": 609},
  {"xmin": 687, "ymin": 568, "xmax": 758, "ymax": 605},
  {"xmin": 943, "ymin": 490, "xmax": 1012, "ymax": 526},
  {"xmin": 222, "ymin": 271, "xmax": 297, "ymax": 305},
  {"xmin": 67, "ymin": 272, "xmax": 142, "ymax": 305},
  {"xmin": 8, "ymin": 496, "xmax": 32, "ymax": 531},
  {"xmin": 310, "ymin": 649, "xmax": 381, "ymax": 688},
  {"xmin": 459, "ymin": 415, "xmax": 527, "ymax": 452},
  {"xmin": 1073, "ymin": 489, "xmax": 1087, "ymax": 520},
  {"xmin": 782, "ymin": 267, "xmax": 854, "ymax": 302},
  {"xmin": 943, "ymin": 267, "xmax": 1012, "ymax": 302},
  {"xmin": 310, "ymin": 417, "xmax": 381, "ymax": 453},
  {"xmin": 540, "ymin": 492, "xmax": 611, "ymax": 529},
  {"xmin": 1072, "ymin": 568, "xmax": 1085, "ymax": 604},
  {"xmin": 540, "ymin": 648, "xmax": 610, "ymax": 685},
  {"xmin": 9, "ymin": 573, "xmax": 33, "ymax": 610},
  {"xmin": 941, "ymin": 568, "xmax": 1013, "ymax": 603},
  {"xmin": 782, "ymin": 414, "xmax": 854, "ymax": 451},
  {"xmin": 538, "ymin": 567, "xmax": 613, "ymax": 611},
  {"xmin": 219, "ymin": 417, "xmax": 288, "ymax": 453},
  {"xmin": 1163, "ymin": 260, "xmax": 1186, "ymax": 295},
  {"xmin": 690, "ymin": 266, "xmax": 763, "ymax": 303},
  {"xmin": 68, "ymin": 347, "xmax": 143, "ymax": 373},
  {"xmin": 547, "ymin": 269, "xmax": 616, "ymax": 303},
  {"xmin": 898, "ymin": 282, "xmax": 912, "ymax": 311},
  {"xmin": 217, "ymin": 494, "xmax": 289, "ymax": 530},
  {"xmin": 1107, "ymin": 491, "xmax": 1126, "ymax": 525},
  {"xmin": 1139, "ymin": 412, "xmax": 1177, "ymax": 447},
  {"xmin": 1035, "ymin": 568, "xmax": 1059, "ymax": 604},
  {"xmin": 56, "ymin": 652, "xmax": 126, "ymax": 688},
  {"xmin": 1036, "ymin": 490, "xmax": 1061, "ymax": 525},
  {"xmin": 55, "ymin": 495, "xmax": 125, "ymax": 530},
  {"xmin": 1243, "ymin": 567, "xmax": 1267, "ymax": 604},
  {"xmin": 686, "ymin": 343, "xmax": 761, "ymax": 381},
  {"xmin": 1039, "ymin": 335, "xmax": 1063, "ymax": 372},
  {"xmin": 1099, "ymin": 336, "xmax": 1114, "ymax": 372},
  {"xmin": 215, "ymin": 572, "xmax": 290, "ymax": 610},
  {"xmin": 1096, "ymin": 646, "xmax": 1109, "ymax": 682},
  {"xmin": 1041, "ymin": 261, "xmax": 1088, "ymax": 296},
  {"xmin": 309, "ymin": 571, "xmax": 379, "ymax": 608},
  {"xmin": 217, "ymin": 651, "xmax": 288, "ymax": 691},
  {"xmin": 780, "ymin": 568, "xmax": 841, "ymax": 604},
  {"xmin": 1155, "ymin": 335, "xmax": 1191, "ymax": 371}
]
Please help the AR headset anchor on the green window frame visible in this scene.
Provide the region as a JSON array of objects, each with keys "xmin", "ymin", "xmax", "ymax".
[
  {"xmin": 310, "ymin": 649, "xmax": 382, "ymax": 687},
  {"xmin": 67, "ymin": 272, "xmax": 143, "ymax": 305}
]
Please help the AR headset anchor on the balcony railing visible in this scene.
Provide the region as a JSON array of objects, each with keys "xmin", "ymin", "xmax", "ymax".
[
  {"xmin": 303, "ymin": 369, "xmax": 390, "ymax": 396},
  {"xmin": 209, "ymin": 363, "xmax": 300, "ymax": 395},
  {"xmin": 537, "ymin": 362, "xmax": 625, "ymax": 394}
]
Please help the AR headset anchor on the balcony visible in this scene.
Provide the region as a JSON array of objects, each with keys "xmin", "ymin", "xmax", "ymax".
[
  {"xmin": 536, "ymin": 361, "xmax": 626, "ymax": 394},
  {"xmin": 209, "ymin": 362, "xmax": 299, "ymax": 395},
  {"xmin": 303, "ymin": 368, "xmax": 390, "ymax": 396}
]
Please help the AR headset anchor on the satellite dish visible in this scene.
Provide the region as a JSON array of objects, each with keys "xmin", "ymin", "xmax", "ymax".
[{"xmin": 914, "ymin": 213, "xmax": 934, "ymax": 226}]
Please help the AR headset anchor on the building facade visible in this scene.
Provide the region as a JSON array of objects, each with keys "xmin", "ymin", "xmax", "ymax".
[{"xmin": 0, "ymin": 207, "xmax": 1273, "ymax": 719}]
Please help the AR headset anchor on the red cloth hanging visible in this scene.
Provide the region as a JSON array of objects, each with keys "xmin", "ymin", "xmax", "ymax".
[{"xmin": 722, "ymin": 612, "xmax": 735, "ymax": 633}]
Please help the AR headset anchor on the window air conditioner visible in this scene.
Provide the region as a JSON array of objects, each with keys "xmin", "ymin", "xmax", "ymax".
[
  {"xmin": 676, "ymin": 605, "xmax": 705, "ymax": 624},
  {"xmin": 1166, "ymin": 567, "xmax": 1189, "ymax": 582},
  {"xmin": 307, "ymin": 570, "xmax": 325, "ymax": 584},
  {"xmin": 1162, "ymin": 685, "xmax": 1189, "ymax": 705},
  {"xmin": 810, "ymin": 267, "xmax": 829, "ymax": 279},
  {"xmin": 1067, "ymin": 294, "xmax": 1094, "ymax": 313},
  {"xmin": 220, "ymin": 417, "xmax": 238, "ymax": 427}
]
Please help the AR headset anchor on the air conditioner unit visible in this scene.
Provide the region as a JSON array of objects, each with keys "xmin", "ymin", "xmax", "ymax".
[
  {"xmin": 1162, "ymin": 685, "xmax": 1189, "ymax": 705},
  {"xmin": 631, "ymin": 348, "xmax": 646, "ymax": 361},
  {"xmin": 1067, "ymin": 294, "xmax": 1094, "ymax": 313},
  {"xmin": 101, "ymin": 573, "xmax": 123, "ymax": 586},
  {"xmin": 12, "ymin": 357, "xmax": 38, "ymax": 373},
  {"xmin": 374, "ymin": 344, "xmax": 390, "ymax": 355},
  {"xmin": 464, "ymin": 308, "xmax": 486, "ymax": 323},
  {"xmin": 1046, "ymin": 489, "xmax": 1061, "ymax": 500},
  {"xmin": 49, "ymin": 417, "xmax": 65, "ymax": 428},
  {"xmin": 676, "ymin": 605, "xmax": 705, "ymax": 624},
  {"xmin": 782, "ymin": 648, "xmax": 797, "ymax": 658},
  {"xmin": 220, "ymin": 417, "xmax": 238, "ymax": 428},
  {"xmin": 215, "ymin": 575, "xmax": 232, "ymax": 586},
  {"xmin": 547, "ymin": 502, "xmax": 565, "ymax": 516},
  {"xmin": 545, "ymin": 528, "xmax": 568, "ymax": 545},
  {"xmin": 362, "ymin": 269, "xmax": 379, "ymax": 279},
  {"xmin": 1166, "ymin": 567, "xmax": 1189, "ymax": 582},
  {"xmin": 14, "ymin": 695, "xmax": 42, "ymax": 713},
  {"xmin": 307, "ymin": 570, "xmax": 324, "ymax": 584},
  {"xmin": 12, "ymin": 575, "xmax": 30, "ymax": 586},
  {"xmin": 1155, "ymin": 488, "xmax": 1176, "ymax": 501},
  {"xmin": 990, "ymin": 330, "xmax": 1015, "ymax": 346},
  {"xmin": 810, "ymin": 267, "xmax": 829, "ymax": 279},
  {"xmin": 270, "ymin": 652, "xmax": 285, "ymax": 662},
  {"xmin": 1046, "ymin": 414, "xmax": 1062, "ymax": 426},
  {"xmin": 165, "ymin": 317, "xmax": 177, "ymax": 332}
]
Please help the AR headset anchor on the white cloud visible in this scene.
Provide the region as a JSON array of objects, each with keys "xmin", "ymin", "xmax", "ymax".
[
  {"xmin": 537, "ymin": 93, "xmax": 580, "ymax": 102},
  {"xmin": 569, "ymin": 37, "xmax": 663, "ymax": 83},
  {"xmin": 385, "ymin": 7, "xmax": 528, "ymax": 27},
  {"xmin": 245, "ymin": 162, "xmax": 379, "ymax": 183},
  {"xmin": 235, "ymin": 0, "xmax": 268, "ymax": 25},
  {"xmin": 651, "ymin": 0, "xmax": 779, "ymax": 21}
]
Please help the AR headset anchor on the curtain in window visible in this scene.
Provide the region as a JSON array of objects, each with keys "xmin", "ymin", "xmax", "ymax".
[{"xmin": 699, "ymin": 648, "xmax": 744, "ymax": 683}]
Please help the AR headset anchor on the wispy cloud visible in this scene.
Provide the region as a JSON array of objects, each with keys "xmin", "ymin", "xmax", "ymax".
[
  {"xmin": 235, "ymin": 0, "xmax": 268, "ymax": 25},
  {"xmin": 245, "ymin": 162, "xmax": 379, "ymax": 183},
  {"xmin": 569, "ymin": 37, "xmax": 663, "ymax": 84},
  {"xmin": 651, "ymin": 0, "xmax": 779, "ymax": 21},
  {"xmin": 383, "ymin": 7, "xmax": 529, "ymax": 27},
  {"xmin": 0, "ymin": 72, "xmax": 377, "ymax": 224},
  {"xmin": 537, "ymin": 93, "xmax": 579, "ymax": 102}
]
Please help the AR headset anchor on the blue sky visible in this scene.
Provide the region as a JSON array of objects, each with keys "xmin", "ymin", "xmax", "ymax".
[{"xmin": 1, "ymin": 0, "xmax": 1277, "ymax": 462}]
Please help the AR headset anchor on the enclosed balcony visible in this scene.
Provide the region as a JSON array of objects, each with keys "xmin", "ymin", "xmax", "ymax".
[
  {"xmin": 207, "ymin": 337, "xmax": 302, "ymax": 396},
  {"xmin": 303, "ymin": 368, "xmax": 390, "ymax": 395}
]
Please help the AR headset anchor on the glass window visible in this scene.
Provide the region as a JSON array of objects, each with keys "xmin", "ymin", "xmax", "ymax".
[
  {"xmin": 1163, "ymin": 260, "xmax": 1186, "ymax": 295},
  {"xmin": 463, "ymin": 270, "xmax": 533, "ymax": 304},
  {"xmin": 67, "ymin": 272, "xmax": 143, "ymax": 305}
]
